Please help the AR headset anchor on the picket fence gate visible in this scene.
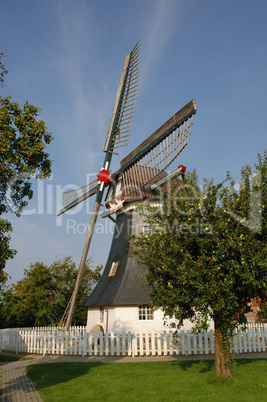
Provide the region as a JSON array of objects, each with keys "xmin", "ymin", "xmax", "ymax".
[{"xmin": 0, "ymin": 324, "xmax": 266, "ymax": 357}]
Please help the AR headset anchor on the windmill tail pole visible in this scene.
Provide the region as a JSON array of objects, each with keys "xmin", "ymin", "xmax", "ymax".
[{"xmin": 64, "ymin": 201, "xmax": 101, "ymax": 330}]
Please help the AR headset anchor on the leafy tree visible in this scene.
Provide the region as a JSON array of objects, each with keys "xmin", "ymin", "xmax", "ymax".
[
  {"xmin": 130, "ymin": 152, "xmax": 267, "ymax": 378},
  {"xmin": 0, "ymin": 53, "xmax": 8, "ymax": 87},
  {"xmin": 0, "ymin": 257, "xmax": 102, "ymax": 328},
  {"xmin": 0, "ymin": 262, "xmax": 54, "ymax": 327},
  {"xmin": 50, "ymin": 257, "xmax": 102, "ymax": 326},
  {"xmin": 257, "ymin": 299, "xmax": 267, "ymax": 322},
  {"xmin": 0, "ymin": 53, "xmax": 53, "ymax": 288}
]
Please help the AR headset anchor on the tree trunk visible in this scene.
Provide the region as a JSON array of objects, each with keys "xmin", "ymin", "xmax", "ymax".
[{"xmin": 214, "ymin": 327, "xmax": 232, "ymax": 378}]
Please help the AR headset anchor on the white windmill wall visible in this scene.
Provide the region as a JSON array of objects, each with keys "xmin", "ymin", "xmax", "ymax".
[
  {"xmin": 86, "ymin": 306, "xmax": 167, "ymax": 333},
  {"xmin": 86, "ymin": 306, "xmax": 213, "ymax": 333}
]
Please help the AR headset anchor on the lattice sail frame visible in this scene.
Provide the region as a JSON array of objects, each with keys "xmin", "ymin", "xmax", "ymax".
[
  {"xmin": 103, "ymin": 40, "xmax": 141, "ymax": 153},
  {"xmin": 112, "ymin": 40, "xmax": 141, "ymax": 150},
  {"xmin": 121, "ymin": 113, "xmax": 194, "ymax": 197},
  {"xmin": 60, "ymin": 180, "xmax": 98, "ymax": 214}
]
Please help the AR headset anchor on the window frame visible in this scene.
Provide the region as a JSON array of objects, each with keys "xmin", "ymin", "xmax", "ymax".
[
  {"xmin": 138, "ymin": 304, "xmax": 154, "ymax": 321},
  {"xmin": 108, "ymin": 260, "xmax": 120, "ymax": 277},
  {"xmin": 142, "ymin": 225, "xmax": 152, "ymax": 234},
  {"xmin": 99, "ymin": 307, "xmax": 104, "ymax": 323}
]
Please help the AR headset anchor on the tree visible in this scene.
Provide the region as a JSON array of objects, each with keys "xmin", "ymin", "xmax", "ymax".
[
  {"xmin": 49, "ymin": 257, "xmax": 102, "ymax": 325},
  {"xmin": 0, "ymin": 257, "xmax": 102, "ymax": 328},
  {"xmin": 130, "ymin": 151, "xmax": 267, "ymax": 378},
  {"xmin": 257, "ymin": 299, "xmax": 267, "ymax": 322},
  {"xmin": 0, "ymin": 262, "xmax": 54, "ymax": 327},
  {"xmin": 0, "ymin": 54, "xmax": 53, "ymax": 288},
  {"xmin": 0, "ymin": 53, "xmax": 8, "ymax": 87}
]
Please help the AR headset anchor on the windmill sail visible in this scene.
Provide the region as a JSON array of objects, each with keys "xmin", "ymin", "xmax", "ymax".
[
  {"xmin": 118, "ymin": 99, "xmax": 196, "ymax": 198},
  {"xmin": 104, "ymin": 40, "xmax": 140, "ymax": 152},
  {"xmin": 58, "ymin": 180, "xmax": 99, "ymax": 216}
]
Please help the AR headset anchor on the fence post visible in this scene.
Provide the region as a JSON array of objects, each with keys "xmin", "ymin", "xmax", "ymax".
[
  {"xmin": 151, "ymin": 331, "xmax": 156, "ymax": 356},
  {"xmin": 43, "ymin": 331, "xmax": 47, "ymax": 356},
  {"xmin": 82, "ymin": 331, "xmax": 86, "ymax": 357},
  {"xmin": 237, "ymin": 328, "xmax": 243, "ymax": 354},
  {"xmin": 93, "ymin": 331, "xmax": 98, "ymax": 356},
  {"xmin": 78, "ymin": 329, "xmax": 81, "ymax": 355},
  {"xmin": 145, "ymin": 331, "xmax": 150, "ymax": 356},
  {"xmin": 56, "ymin": 331, "xmax": 59, "ymax": 355},
  {"xmin": 139, "ymin": 332, "xmax": 143, "ymax": 356},
  {"xmin": 169, "ymin": 331, "xmax": 173, "ymax": 356},
  {"xmin": 233, "ymin": 329, "xmax": 239, "ymax": 354},
  {"xmin": 65, "ymin": 331, "xmax": 69, "ymax": 355},
  {"xmin": 180, "ymin": 331, "xmax": 186, "ymax": 355},
  {"xmin": 204, "ymin": 331, "xmax": 209, "ymax": 354},
  {"xmin": 186, "ymin": 330, "xmax": 191, "ymax": 355},
  {"xmin": 88, "ymin": 332, "xmax": 92, "ymax": 355},
  {"xmin": 256, "ymin": 327, "xmax": 261, "ymax": 352},
  {"xmin": 260, "ymin": 326, "xmax": 266, "ymax": 351},
  {"xmin": 60, "ymin": 331, "xmax": 64, "ymax": 355},
  {"xmin": 105, "ymin": 331, "xmax": 109, "ymax": 356},
  {"xmin": 252, "ymin": 327, "xmax": 257, "ymax": 352},
  {"xmin": 20, "ymin": 329, "xmax": 25, "ymax": 353},
  {"xmin": 127, "ymin": 331, "xmax": 132, "ymax": 357},
  {"xmin": 209, "ymin": 329, "xmax": 215, "ymax": 354},
  {"xmin": 132, "ymin": 333, "xmax": 137, "ymax": 357},
  {"xmin": 176, "ymin": 331, "xmax": 181, "ymax": 355},
  {"xmin": 192, "ymin": 333, "xmax": 197, "ymax": 355},
  {"xmin": 121, "ymin": 332, "xmax": 126, "ymax": 356}
]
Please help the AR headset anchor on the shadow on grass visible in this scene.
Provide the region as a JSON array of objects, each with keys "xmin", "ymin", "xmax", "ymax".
[
  {"xmin": 26, "ymin": 362, "xmax": 104, "ymax": 391},
  {"xmin": 0, "ymin": 353, "xmax": 33, "ymax": 362},
  {"xmin": 171, "ymin": 357, "xmax": 267, "ymax": 373},
  {"xmin": 234, "ymin": 358, "xmax": 267, "ymax": 366},
  {"xmin": 171, "ymin": 359, "xmax": 214, "ymax": 373}
]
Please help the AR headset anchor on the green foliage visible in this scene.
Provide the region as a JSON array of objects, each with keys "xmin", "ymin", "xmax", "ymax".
[
  {"xmin": 257, "ymin": 300, "xmax": 267, "ymax": 322},
  {"xmin": 0, "ymin": 218, "xmax": 16, "ymax": 278},
  {"xmin": 0, "ymin": 53, "xmax": 8, "ymax": 87},
  {"xmin": 130, "ymin": 151, "xmax": 267, "ymax": 377},
  {"xmin": 0, "ymin": 96, "xmax": 53, "ymax": 215},
  {"xmin": 0, "ymin": 257, "xmax": 102, "ymax": 328},
  {"xmin": 0, "ymin": 54, "xmax": 53, "ymax": 289}
]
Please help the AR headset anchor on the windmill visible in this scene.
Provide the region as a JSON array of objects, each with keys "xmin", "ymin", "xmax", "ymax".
[{"xmin": 59, "ymin": 40, "xmax": 197, "ymax": 330}]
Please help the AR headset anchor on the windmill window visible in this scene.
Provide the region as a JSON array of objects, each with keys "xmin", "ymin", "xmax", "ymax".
[
  {"xmin": 139, "ymin": 305, "xmax": 154, "ymax": 320},
  {"xmin": 143, "ymin": 225, "xmax": 151, "ymax": 234},
  {"xmin": 99, "ymin": 307, "xmax": 104, "ymax": 323},
  {"xmin": 108, "ymin": 260, "xmax": 120, "ymax": 277}
]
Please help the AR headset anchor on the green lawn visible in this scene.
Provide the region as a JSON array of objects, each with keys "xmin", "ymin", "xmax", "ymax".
[{"xmin": 26, "ymin": 359, "xmax": 267, "ymax": 401}]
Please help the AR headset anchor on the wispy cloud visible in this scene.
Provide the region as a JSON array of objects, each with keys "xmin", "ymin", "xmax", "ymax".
[
  {"xmin": 50, "ymin": 1, "xmax": 110, "ymax": 176},
  {"xmin": 142, "ymin": 0, "xmax": 183, "ymax": 81}
]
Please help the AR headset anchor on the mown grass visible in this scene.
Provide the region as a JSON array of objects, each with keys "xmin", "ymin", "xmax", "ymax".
[{"xmin": 26, "ymin": 359, "xmax": 267, "ymax": 401}]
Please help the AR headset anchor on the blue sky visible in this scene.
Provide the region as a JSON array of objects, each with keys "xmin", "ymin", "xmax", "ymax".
[{"xmin": 1, "ymin": 0, "xmax": 267, "ymax": 284}]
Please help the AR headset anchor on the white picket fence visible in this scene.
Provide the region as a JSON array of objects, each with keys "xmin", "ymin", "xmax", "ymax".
[{"xmin": 0, "ymin": 324, "xmax": 266, "ymax": 357}]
